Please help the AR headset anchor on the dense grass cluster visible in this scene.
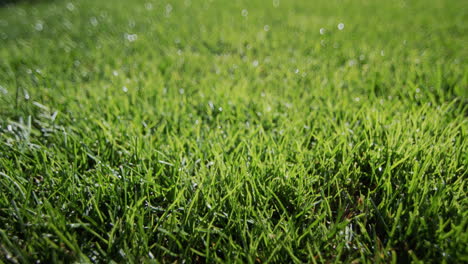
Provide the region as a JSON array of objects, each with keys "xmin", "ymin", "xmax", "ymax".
[{"xmin": 0, "ymin": 0, "xmax": 467, "ymax": 262}]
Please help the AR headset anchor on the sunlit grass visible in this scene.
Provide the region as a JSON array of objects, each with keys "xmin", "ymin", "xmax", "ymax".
[{"xmin": 0, "ymin": 0, "xmax": 467, "ymax": 262}]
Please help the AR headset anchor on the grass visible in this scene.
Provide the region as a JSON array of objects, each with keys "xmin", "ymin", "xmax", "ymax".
[{"xmin": 0, "ymin": 0, "xmax": 467, "ymax": 262}]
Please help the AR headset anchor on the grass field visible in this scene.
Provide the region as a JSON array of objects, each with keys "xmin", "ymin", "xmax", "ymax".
[{"xmin": 0, "ymin": 0, "xmax": 467, "ymax": 262}]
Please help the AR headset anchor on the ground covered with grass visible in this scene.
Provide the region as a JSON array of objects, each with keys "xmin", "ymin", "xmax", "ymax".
[{"xmin": 0, "ymin": 0, "xmax": 467, "ymax": 262}]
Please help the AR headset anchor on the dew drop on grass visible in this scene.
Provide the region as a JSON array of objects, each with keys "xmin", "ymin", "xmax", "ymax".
[
  {"xmin": 90, "ymin": 17, "xmax": 98, "ymax": 27},
  {"xmin": 319, "ymin": 28, "xmax": 326, "ymax": 35},
  {"xmin": 0, "ymin": 85, "xmax": 7, "ymax": 94},
  {"xmin": 264, "ymin": 25, "xmax": 270, "ymax": 31},
  {"xmin": 66, "ymin": 2, "xmax": 75, "ymax": 11},
  {"xmin": 122, "ymin": 86, "xmax": 128, "ymax": 93},
  {"xmin": 348, "ymin": 59, "xmax": 357, "ymax": 66},
  {"xmin": 34, "ymin": 21, "xmax": 44, "ymax": 31},
  {"xmin": 338, "ymin": 23, "xmax": 345, "ymax": 30},
  {"xmin": 64, "ymin": 20, "xmax": 73, "ymax": 30},
  {"xmin": 125, "ymin": 33, "xmax": 138, "ymax": 42},
  {"xmin": 252, "ymin": 60, "xmax": 259, "ymax": 67},
  {"xmin": 165, "ymin": 4, "xmax": 173, "ymax": 17},
  {"xmin": 241, "ymin": 9, "xmax": 248, "ymax": 17},
  {"xmin": 145, "ymin": 2, "xmax": 153, "ymax": 10}
]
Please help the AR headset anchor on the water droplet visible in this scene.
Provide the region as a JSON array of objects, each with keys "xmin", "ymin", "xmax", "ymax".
[
  {"xmin": 125, "ymin": 33, "xmax": 138, "ymax": 42},
  {"xmin": 319, "ymin": 28, "xmax": 326, "ymax": 35},
  {"xmin": 90, "ymin": 17, "xmax": 98, "ymax": 27},
  {"xmin": 122, "ymin": 86, "xmax": 128, "ymax": 93},
  {"xmin": 7, "ymin": 125, "xmax": 12, "ymax": 131},
  {"xmin": 113, "ymin": 70, "xmax": 118, "ymax": 76},
  {"xmin": 165, "ymin": 4, "xmax": 173, "ymax": 16},
  {"xmin": 0, "ymin": 85, "xmax": 7, "ymax": 94},
  {"xmin": 145, "ymin": 2, "xmax": 153, "ymax": 10},
  {"xmin": 34, "ymin": 21, "xmax": 44, "ymax": 31},
  {"xmin": 380, "ymin": 50, "xmax": 385, "ymax": 56},
  {"xmin": 379, "ymin": 167, "xmax": 382, "ymax": 172},
  {"xmin": 337, "ymin": 23, "xmax": 344, "ymax": 30},
  {"xmin": 252, "ymin": 60, "xmax": 259, "ymax": 67},
  {"xmin": 241, "ymin": 9, "xmax": 248, "ymax": 17},
  {"xmin": 64, "ymin": 20, "xmax": 73, "ymax": 30},
  {"xmin": 179, "ymin": 88, "xmax": 185, "ymax": 94},
  {"xmin": 66, "ymin": 2, "xmax": 75, "ymax": 11},
  {"xmin": 264, "ymin": 25, "xmax": 270, "ymax": 31}
]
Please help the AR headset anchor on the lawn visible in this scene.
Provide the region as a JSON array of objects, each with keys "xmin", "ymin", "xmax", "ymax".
[{"xmin": 0, "ymin": 0, "xmax": 467, "ymax": 262}]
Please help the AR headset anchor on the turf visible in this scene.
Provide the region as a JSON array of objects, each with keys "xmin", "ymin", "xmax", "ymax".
[{"xmin": 0, "ymin": 0, "xmax": 467, "ymax": 262}]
